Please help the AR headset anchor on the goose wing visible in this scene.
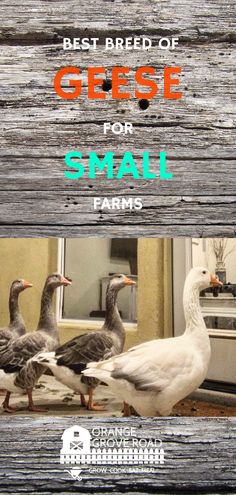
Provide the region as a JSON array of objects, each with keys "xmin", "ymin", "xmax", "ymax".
[
  {"xmin": 88, "ymin": 337, "xmax": 193, "ymax": 392},
  {"xmin": 0, "ymin": 332, "xmax": 47, "ymax": 373},
  {"xmin": 56, "ymin": 332, "xmax": 116, "ymax": 371},
  {"xmin": 0, "ymin": 328, "xmax": 16, "ymax": 368}
]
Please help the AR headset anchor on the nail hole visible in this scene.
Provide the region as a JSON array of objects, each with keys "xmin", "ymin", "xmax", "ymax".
[
  {"xmin": 138, "ymin": 99, "xmax": 149, "ymax": 110},
  {"xmin": 102, "ymin": 79, "xmax": 112, "ymax": 92},
  {"xmin": 88, "ymin": 184, "xmax": 93, "ymax": 189},
  {"xmin": 73, "ymin": 201, "xmax": 78, "ymax": 205},
  {"xmin": 64, "ymin": 204, "xmax": 69, "ymax": 208}
]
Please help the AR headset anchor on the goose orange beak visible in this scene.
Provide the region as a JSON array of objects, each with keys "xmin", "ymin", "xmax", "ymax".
[
  {"xmin": 124, "ymin": 276, "xmax": 136, "ymax": 286},
  {"xmin": 210, "ymin": 274, "xmax": 223, "ymax": 287},
  {"xmin": 23, "ymin": 280, "xmax": 33, "ymax": 288},
  {"xmin": 60, "ymin": 275, "xmax": 72, "ymax": 286}
]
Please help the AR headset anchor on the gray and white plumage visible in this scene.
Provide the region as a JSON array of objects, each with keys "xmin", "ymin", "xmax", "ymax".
[
  {"xmin": 0, "ymin": 278, "xmax": 33, "ymax": 411},
  {"xmin": 0, "ymin": 279, "xmax": 32, "ymax": 341},
  {"xmin": 0, "ymin": 274, "xmax": 71, "ymax": 401},
  {"xmin": 34, "ymin": 274, "xmax": 136, "ymax": 398},
  {"xmin": 0, "ymin": 279, "xmax": 33, "ymax": 377}
]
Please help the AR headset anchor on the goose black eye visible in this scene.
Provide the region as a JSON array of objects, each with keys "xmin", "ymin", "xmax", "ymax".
[{"xmin": 202, "ymin": 270, "xmax": 206, "ymax": 274}]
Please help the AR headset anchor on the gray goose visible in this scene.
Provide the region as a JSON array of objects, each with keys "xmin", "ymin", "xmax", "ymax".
[
  {"xmin": 34, "ymin": 274, "xmax": 135, "ymax": 411},
  {"xmin": 0, "ymin": 279, "xmax": 33, "ymax": 412},
  {"xmin": 0, "ymin": 273, "xmax": 71, "ymax": 412}
]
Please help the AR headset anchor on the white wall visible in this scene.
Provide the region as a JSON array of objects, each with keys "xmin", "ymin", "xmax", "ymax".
[{"xmin": 192, "ymin": 238, "xmax": 236, "ymax": 281}]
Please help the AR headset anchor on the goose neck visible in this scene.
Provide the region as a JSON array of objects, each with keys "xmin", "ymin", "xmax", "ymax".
[
  {"xmin": 37, "ymin": 285, "xmax": 57, "ymax": 333},
  {"xmin": 9, "ymin": 289, "xmax": 25, "ymax": 335},
  {"xmin": 104, "ymin": 286, "xmax": 125, "ymax": 344},
  {"xmin": 183, "ymin": 282, "xmax": 205, "ymax": 331}
]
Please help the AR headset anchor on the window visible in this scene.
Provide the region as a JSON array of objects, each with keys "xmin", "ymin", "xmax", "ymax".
[
  {"xmin": 58, "ymin": 238, "xmax": 137, "ymax": 323},
  {"xmin": 192, "ymin": 238, "xmax": 236, "ymax": 335}
]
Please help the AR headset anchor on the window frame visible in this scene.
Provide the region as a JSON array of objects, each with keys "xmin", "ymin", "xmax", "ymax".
[{"xmin": 56, "ymin": 238, "xmax": 138, "ymax": 329}]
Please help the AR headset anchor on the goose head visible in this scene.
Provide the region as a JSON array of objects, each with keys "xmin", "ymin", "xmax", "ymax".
[
  {"xmin": 108, "ymin": 273, "xmax": 136, "ymax": 291},
  {"xmin": 11, "ymin": 278, "xmax": 33, "ymax": 293},
  {"xmin": 45, "ymin": 273, "xmax": 72, "ymax": 290},
  {"xmin": 186, "ymin": 267, "xmax": 222, "ymax": 292}
]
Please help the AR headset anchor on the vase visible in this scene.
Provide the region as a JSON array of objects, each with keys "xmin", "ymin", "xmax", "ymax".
[{"xmin": 215, "ymin": 268, "xmax": 226, "ymax": 284}]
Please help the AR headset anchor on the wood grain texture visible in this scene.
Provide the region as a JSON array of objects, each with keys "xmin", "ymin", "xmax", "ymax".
[
  {"xmin": 0, "ymin": 0, "xmax": 235, "ymax": 42},
  {"xmin": 0, "ymin": 5, "xmax": 235, "ymax": 493},
  {"xmin": 1, "ymin": 192, "xmax": 236, "ymax": 224},
  {"xmin": 0, "ymin": 416, "xmax": 235, "ymax": 494},
  {"xmin": 0, "ymin": 0, "xmax": 235, "ymax": 235}
]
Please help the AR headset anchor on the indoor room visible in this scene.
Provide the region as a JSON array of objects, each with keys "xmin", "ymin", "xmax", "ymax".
[{"xmin": 0, "ymin": 238, "xmax": 235, "ymax": 416}]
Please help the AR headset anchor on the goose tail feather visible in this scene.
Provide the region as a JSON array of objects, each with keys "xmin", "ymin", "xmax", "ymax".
[
  {"xmin": 32, "ymin": 351, "xmax": 56, "ymax": 367},
  {"xmin": 82, "ymin": 361, "xmax": 113, "ymax": 383}
]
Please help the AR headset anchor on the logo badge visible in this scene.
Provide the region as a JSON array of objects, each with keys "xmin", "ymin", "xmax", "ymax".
[{"xmin": 60, "ymin": 425, "xmax": 165, "ymax": 480}]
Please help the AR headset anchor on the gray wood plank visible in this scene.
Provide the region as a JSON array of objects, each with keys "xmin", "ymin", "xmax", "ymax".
[
  {"xmin": 0, "ymin": 0, "xmax": 235, "ymax": 234},
  {"xmin": 0, "ymin": 192, "xmax": 235, "ymax": 226},
  {"xmin": 1, "ymin": 43, "xmax": 235, "ymax": 161},
  {"xmin": 0, "ymin": 224, "xmax": 235, "ymax": 237},
  {"xmin": 0, "ymin": 192, "xmax": 234, "ymax": 236},
  {"xmin": 0, "ymin": 158, "xmax": 236, "ymax": 195},
  {"xmin": 0, "ymin": 416, "xmax": 235, "ymax": 493},
  {"xmin": 0, "ymin": 0, "xmax": 235, "ymax": 42},
  {"xmin": 1, "ymin": 123, "xmax": 235, "ymax": 159}
]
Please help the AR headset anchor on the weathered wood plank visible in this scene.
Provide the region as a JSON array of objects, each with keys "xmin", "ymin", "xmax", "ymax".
[
  {"xmin": 0, "ymin": 0, "xmax": 235, "ymax": 43},
  {"xmin": 0, "ymin": 193, "xmax": 235, "ymax": 226},
  {"xmin": 1, "ymin": 44, "xmax": 235, "ymax": 157},
  {"xmin": 0, "ymin": 224, "xmax": 235, "ymax": 237},
  {"xmin": 0, "ymin": 0, "xmax": 235, "ymax": 233},
  {"xmin": 1, "ymin": 123, "xmax": 235, "ymax": 159},
  {"xmin": 0, "ymin": 158, "xmax": 236, "ymax": 195},
  {"xmin": 0, "ymin": 416, "xmax": 235, "ymax": 493}
]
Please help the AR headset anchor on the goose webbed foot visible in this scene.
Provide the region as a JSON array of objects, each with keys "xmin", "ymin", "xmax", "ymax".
[
  {"xmin": 27, "ymin": 404, "xmax": 48, "ymax": 412},
  {"xmin": 27, "ymin": 388, "xmax": 48, "ymax": 413},
  {"xmin": 2, "ymin": 404, "xmax": 18, "ymax": 413},
  {"xmin": 2, "ymin": 406, "xmax": 17, "ymax": 413},
  {"xmin": 87, "ymin": 388, "xmax": 106, "ymax": 411},
  {"xmin": 2, "ymin": 391, "xmax": 18, "ymax": 413},
  {"xmin": 87, "ymin": 403, "xmax": 106, "ymax": 411}
]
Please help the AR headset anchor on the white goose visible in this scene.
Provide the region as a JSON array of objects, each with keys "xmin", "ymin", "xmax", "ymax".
[{"xmin": 83, "ymin": 267, "xmax": 222, "ymax": 416}]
